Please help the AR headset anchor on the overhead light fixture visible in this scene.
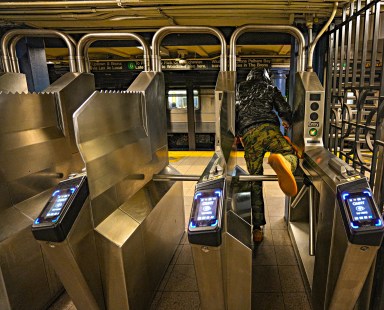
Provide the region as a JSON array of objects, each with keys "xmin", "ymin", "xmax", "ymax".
[
  {"xmin": 109, "ymin": 16, "xmax": 148, "ymax": 21},
  {"xmin": 137, "ymin": 46, "xmax": 169, "ymax": 56}
]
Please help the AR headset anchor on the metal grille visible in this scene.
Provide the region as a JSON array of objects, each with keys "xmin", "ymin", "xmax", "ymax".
[{"xmin": 324, "ymin": 0, "xmax": 384, "ymax": 209}]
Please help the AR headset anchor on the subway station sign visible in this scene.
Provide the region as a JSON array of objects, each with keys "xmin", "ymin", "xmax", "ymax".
[{"xmin": 90, "ymin": 58, "xmax": 272, "ymax": 72}]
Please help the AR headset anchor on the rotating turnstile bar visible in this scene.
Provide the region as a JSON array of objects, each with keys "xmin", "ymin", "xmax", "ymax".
[
  {"xmin": 153, "ymin": 174, "xmax": 303, "ymax": 182},
  {"xmin": 290, "ymin": 185, "xmax": 309, "ymax": 209},
  {"xmin": 238, "ymin": 175, "xmax": 304, "ymax": 182},
  {"xmin": 153, "ymin": 174, "xmax": 200, "ymax": 181}
]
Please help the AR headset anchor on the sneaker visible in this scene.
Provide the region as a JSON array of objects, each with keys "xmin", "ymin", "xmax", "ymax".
[
  {"xmin": 253, "ymin": 228, "xmax": 263, "ymax": 243},
  {"xmin": 268, "ymin": 153, "xmax": 298, "ymax": 197}
]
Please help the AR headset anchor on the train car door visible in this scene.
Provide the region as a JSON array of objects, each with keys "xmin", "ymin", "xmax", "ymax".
[{"xmin": 167, "ymin": 85, "xmax": 215, "ymax": 150}]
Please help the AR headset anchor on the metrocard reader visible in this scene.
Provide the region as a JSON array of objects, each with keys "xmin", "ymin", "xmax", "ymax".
[
  {"xmin": 338, "ymin": 184, "xmax": 384, "ymax": 245},
  {"xmin": 32, "ymin": 174, "xmax": 88, "ymax": 242},
  {"xmin": 32, "ymin": 174, "xmax": 105, "ymax": 310},
  {"xmin": 188, "ymin": 177, "xmax": 224, "ymax": 247}
]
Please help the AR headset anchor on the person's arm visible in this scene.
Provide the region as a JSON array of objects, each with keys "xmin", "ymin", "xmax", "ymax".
[{"xmin": 272, "ymin": 86, "xmax": 292, "ymax": 127}]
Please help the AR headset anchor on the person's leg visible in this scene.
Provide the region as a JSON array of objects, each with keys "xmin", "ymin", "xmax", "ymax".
[
  {"xmin": 262, "ymin": 124, "xmax": 298, "ymax": 196},
  {"xmin": 242, "ymin": 127, "xmax": 266, "ymax": 231}
]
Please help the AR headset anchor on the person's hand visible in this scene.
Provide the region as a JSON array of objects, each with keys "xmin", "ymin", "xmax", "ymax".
[
  {"xmin": 282, "ymin": 120, "xmax": 290, "ymax": 130},
  {"xmin": 235, "ymin": 136, "xmax": 244, "ymax": 147}
]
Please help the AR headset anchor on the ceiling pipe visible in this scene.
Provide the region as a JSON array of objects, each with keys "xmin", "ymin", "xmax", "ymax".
[
  {"xmin": 0, "ymin": 1, "xmax": 116, "ymax": 7},
  {"xmin": 76, "ymin": 32, "xmax": 151, "ymax": 73},
  {"xmin": 1, "ymin": 29, "xmax": 76, "ymax": 72},
  {"xmin": 307, "ymin": 1, "xmax": 338, "ymax": 72},
  {"xmin": 229, "ymin": 25, "xmax": 306, "ymax": 72},
  {"xmin": 0, "ymin": 1, "xmax": 341, "ymax": 8},
  {"xmin": 151, "ymin": 26, "xmax": 227, "ymax": 72}
]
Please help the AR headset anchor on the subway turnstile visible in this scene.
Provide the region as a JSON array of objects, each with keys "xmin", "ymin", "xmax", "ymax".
[
  {"xmin": 0, "ymin": 30, "xmax": 94, "ymax": 310},
  {"xmin": 32, "ymin": 68, "xmax": 184, "ymax": 309},
  {"xmin": 289, "ymin": 71, "xmax": 384, "ymax": 309},
  {"xmin": 188, "ymin": 69, "xmax": 252, "ymax": 310},
  {"xmin": 290, "ymin": 148, "xmax": 384, "ymax": 309}
]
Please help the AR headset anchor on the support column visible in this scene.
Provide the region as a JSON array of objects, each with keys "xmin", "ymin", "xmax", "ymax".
[
  {"xmin": 186, "ymin": 82, "xmax": 196, "ymax": 150},
  {"xmin": 271, "ymin": 68, "xmax": 289, "ymax": 134},
  {"xmin": 271, "ymin": 69, "xmax": 289, "ymax": 97},
  {"xmin": 17, "ymin": 37, "xmax": 50, "ymax": 92}
]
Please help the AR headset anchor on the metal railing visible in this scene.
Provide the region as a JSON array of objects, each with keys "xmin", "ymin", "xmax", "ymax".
[{"xmin": 324, "ymin": 0, "xmax": 384, "ymax": 209}]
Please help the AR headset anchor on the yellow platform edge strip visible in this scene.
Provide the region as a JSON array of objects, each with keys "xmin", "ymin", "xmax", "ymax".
[{"xmin": 168, "ymin": 150, "xmax": 271, "ymax": 158}]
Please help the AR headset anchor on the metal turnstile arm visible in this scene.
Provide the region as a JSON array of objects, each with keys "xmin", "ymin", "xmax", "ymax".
[
  {"xmin": 290, "ymin": 176, "xmax": 316, "ymax": 256},
  {"xmin": 290, "ymin": 185, "xmax": 309, "ymax": 209},
  {"xmin": 309, "ymin": 184, "xmax": 316, "ymax": 256}
]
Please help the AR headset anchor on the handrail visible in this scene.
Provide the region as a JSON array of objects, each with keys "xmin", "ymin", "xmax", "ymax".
[
  {"xmin": 76, "ymin": 32, "xmax": 151, "ymax": 73},
  {"xmin": 9, "ymin": 33, "xmax": 77, "ymax": 73},
  {"xmin": 1, "ymin": 29, "xmax": 76, "ymax": 72},
  {"xmin": 9, "ymin": 35, "xmax": 22, "ymax": 73},
  {"xmin": 307, "ymin": 1, "xmax": 338, "ymax": 71},
  {"xmin": 229, "ymin": 25, "xmax": 306, "ymax": 72},
  {"xmin": 151, "ymin": 26, "xmax": 227, "ymax": 72}
]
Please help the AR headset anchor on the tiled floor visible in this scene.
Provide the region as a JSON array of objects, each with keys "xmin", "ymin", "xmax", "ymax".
[{"xmin": 48, "ymin": 151, "xmax": 311, "ymax": 310}]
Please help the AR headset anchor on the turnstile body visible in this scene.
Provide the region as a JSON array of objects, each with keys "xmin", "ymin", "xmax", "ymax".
[
  {"xmin": 289, "ymin": 71, "xmax": 384, "ymax": 309},
  {"xmin": 0, "ymin": 72, "xmax": 95, "ymax": 309},
  {"xmin": 32, "ymin": 71, "xmax": 184, "ymax": 309},
  {"xmin": 188, "ymin": 71, "xmax": 252, "ymax": 310},
  {"xmin": 289, "ymin": 147, "xmax": 384, "ymax": 310}
]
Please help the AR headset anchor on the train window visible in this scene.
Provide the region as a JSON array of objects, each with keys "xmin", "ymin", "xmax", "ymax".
[{"xmin": 167, "ymin": 90, "xmax": 199, "ymax": 109}]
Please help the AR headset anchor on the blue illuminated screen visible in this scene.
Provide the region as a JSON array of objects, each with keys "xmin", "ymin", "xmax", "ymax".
[
  {"xmin": 347, "ymin": 196, "xmax": 375, "ymax": 221},
  {"xmin": 196, "ymin": 196, "xmax": 218, "ymax": 221},
  {"xmin": 44, "ymin": 189, "xmax": 73, "ymax": 219}
]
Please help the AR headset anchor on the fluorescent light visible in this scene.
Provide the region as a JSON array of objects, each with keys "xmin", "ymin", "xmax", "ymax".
[{"xmin": 109, "ymin": 16, "xmax": 148, "ymax": 21}]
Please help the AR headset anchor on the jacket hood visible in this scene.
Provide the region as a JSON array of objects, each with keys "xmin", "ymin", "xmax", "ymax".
[{"xmin": 246, "ymin": 68, "xmax": 271, "ymax": 83}]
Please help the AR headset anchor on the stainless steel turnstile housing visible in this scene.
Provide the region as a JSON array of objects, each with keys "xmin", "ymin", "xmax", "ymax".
[
  {"xmin": 290, "ymin": 72, "xmax": 384, "ymax": 310},
  {"xmin": 188, "ymin": 70, "xmax": 252, "ymax": 310}
]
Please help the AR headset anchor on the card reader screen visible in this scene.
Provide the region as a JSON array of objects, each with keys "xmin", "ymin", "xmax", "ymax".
[
  {"xmin": 189, "ymin": 189, "xmax": 222, "ymax": 229},
  {"xmin": 196, "ymin": 197, "xmax": 218, "ymax": 221},
  {"xmin": 43, "ymin": 188, "xmax": 75, "ymax": 219},
  {"xmin": 346, "ymin": 195, "xmax": 376, "ymax": 221}
]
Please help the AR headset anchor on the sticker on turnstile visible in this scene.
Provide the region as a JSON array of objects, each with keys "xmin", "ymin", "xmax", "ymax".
[
  {"xmin": 343, "ymin": 190, "xmax": 381, "ymax": 229},
  {"xmin": 189, "ymin": 189, "xmax": 222, "ymax": 230}
]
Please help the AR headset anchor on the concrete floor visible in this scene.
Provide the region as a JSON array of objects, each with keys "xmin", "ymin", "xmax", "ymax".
[{"xmin": 48, "ymin": 151, "xmax": 311, "ymax": 310}]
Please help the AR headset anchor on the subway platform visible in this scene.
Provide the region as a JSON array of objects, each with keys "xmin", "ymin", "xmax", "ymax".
[{"xmin": 48, "ymin": 151, "xmax": 311, "ymax": 310}]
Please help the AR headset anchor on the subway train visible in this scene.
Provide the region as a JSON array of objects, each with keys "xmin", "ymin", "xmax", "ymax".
[{"xmin": 1, "ymin": 1, "xmax": 384, "ymax": 310}]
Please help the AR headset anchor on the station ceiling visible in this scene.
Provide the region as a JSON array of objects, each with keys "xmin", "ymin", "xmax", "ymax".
[
  {"xmin": 0, "ymin": 0, "xmax": 342, "ymax": 31},
  {"xmin": 0, "ymin": 0, "xmax": 344, "ymax": 66}
]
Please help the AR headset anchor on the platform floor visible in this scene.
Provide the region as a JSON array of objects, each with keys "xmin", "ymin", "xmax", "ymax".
[{"xmin": 48, "ymin": 151, "xmax": 311, "ymax": 310}]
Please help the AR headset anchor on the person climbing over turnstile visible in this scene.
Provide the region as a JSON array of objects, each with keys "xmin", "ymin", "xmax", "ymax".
[{"xmin": 235, "ymin": 67, "xmax": 298, "ymax": 242}]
